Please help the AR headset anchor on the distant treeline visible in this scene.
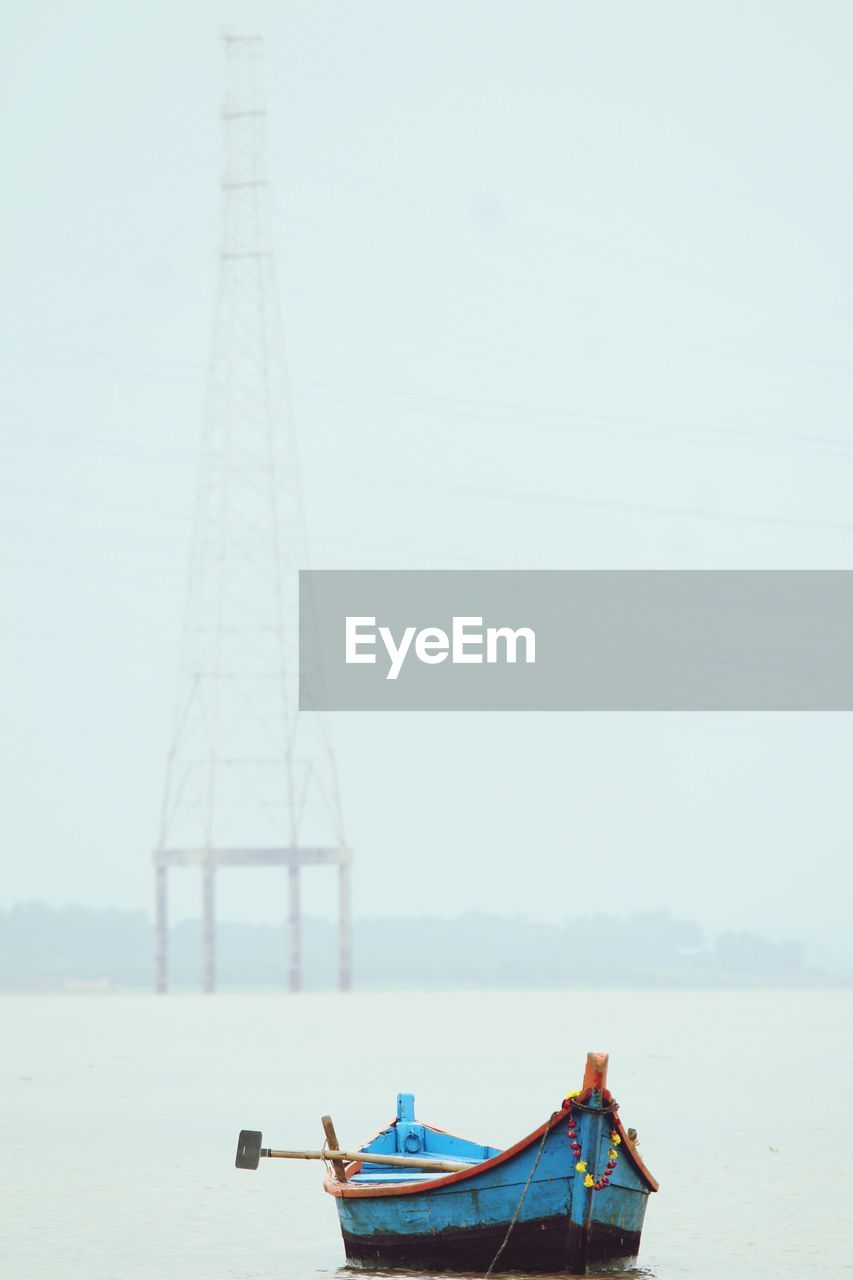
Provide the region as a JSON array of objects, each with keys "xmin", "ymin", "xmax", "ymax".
[{"xmin": 0, "ymin": 902, "xmax": 830, "ymax": 990}]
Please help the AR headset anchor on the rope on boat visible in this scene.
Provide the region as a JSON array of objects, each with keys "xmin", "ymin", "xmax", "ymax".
[
  {"xmin": 567, "ymin": 1098, "xmax": 619, "ymax": 1116},
  {"xmin": 483, "ymin": 1111, "xmax": 559, "ymax": 1279}
]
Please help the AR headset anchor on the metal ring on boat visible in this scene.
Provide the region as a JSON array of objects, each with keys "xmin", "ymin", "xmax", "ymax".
[{"xmin": 404, "ymin": 1133, "xmax": 423, "ymax": 1153}]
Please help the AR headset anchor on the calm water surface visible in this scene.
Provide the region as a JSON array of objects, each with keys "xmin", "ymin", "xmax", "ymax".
[{"xmin": 3, "ymin": 989, "xmax": 852, "ymax": 1279}]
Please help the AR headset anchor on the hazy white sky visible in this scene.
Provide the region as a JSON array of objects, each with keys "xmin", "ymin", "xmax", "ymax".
[{"xmin": 2, "ymin": 3, "xmax": 852, "ymax": 964}]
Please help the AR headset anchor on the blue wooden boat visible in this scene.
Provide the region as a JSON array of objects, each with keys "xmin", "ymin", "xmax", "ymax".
[{"xmin": 324, "ymin": 1052, "xmax": 657, "ymax": 1274}]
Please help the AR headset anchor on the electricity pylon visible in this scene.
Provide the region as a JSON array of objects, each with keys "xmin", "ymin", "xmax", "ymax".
[{"xmin": 153, "ymin": 31, "xmax": 351, "ymax": 994}]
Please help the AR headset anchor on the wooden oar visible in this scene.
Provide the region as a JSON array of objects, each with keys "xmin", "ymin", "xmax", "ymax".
[
  {"xmin": 236, "ymin": 1128, "xmax": 468, "ymax": 1174},
  {"xmin": 266, "ymin": 1148, "xmax": 468, "ymax": 1172}
]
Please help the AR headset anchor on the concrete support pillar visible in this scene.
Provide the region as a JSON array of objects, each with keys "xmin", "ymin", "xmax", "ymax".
[
  {"xmin": 338, "ymin": 858, "xmax": 352, "ymax": 993},
  {"xmin": 202, "ymin": 864, "xmax": 216, "ymax": 994},
  {"xmin": 288, "ymin": 864, "xmax": 301, "ymax": 994},
  {"xmin": 154, "ymin": 865, "xmax": 168, "ymax": 994}
]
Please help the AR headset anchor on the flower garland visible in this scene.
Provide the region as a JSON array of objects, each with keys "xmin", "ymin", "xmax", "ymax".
[{"xmin": 563, "ymin": 1092, "xmax": 621, "ymax": 1192}]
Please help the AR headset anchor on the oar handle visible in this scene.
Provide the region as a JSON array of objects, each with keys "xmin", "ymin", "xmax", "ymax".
[{"xmin": 264, "ymin": 1147, "xmax": 468, "ymax": 1173}]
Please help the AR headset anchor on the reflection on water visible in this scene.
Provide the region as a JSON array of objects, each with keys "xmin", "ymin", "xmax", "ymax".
[{"xmin": 338, "ymin": 1270, "xmax": 655, "ymax": 1279}]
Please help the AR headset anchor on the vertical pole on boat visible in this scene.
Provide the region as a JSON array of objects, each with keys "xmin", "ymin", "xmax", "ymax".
[
  {"xmin": 288, "ymin": 865, "xmax": 301, "ymax": 993},
  {"xmin": 321, "ymin": 1115, "xmax": 349, "ymax": 1182},
  {"xmin": 338, "ymin": 856, "xmax": 352, "ymax": 992},
  {"xmin": 202, "ymin": 862, "xmax": 216, "ymax": 994},
  {"xmin": 154, "ymin": 864, "xmax": 168, "ymax": 994}
]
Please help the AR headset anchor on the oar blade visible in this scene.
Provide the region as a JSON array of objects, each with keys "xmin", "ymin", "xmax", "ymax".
[{"xmin": 236, "ymin": 1129, "xmax": 263, "ymax": 1170}]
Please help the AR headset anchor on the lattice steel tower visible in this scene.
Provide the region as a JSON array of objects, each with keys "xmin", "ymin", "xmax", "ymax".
[{"xmin": 153, "ymin": 32, "xmax": 351, "ymax": 994}]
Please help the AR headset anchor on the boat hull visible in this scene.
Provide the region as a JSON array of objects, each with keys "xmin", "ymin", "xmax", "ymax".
[{"xmin": 341, "ymin": 1213, "xmax": 642, "ymax": 1274}]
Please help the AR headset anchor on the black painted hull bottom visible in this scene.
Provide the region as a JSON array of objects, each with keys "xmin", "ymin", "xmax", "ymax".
[{"xmin": 342, "ymin": 1215, "xmax": 642, "ymax": 1275}]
